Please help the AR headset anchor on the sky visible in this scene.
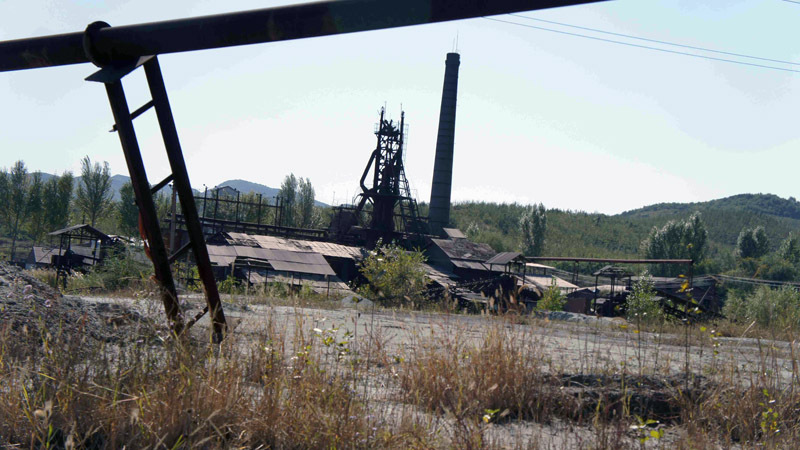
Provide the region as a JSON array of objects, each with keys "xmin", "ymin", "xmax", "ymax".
[{"xmin": 0, "ymin": 0, "xmax": 798, "ymax": 215}]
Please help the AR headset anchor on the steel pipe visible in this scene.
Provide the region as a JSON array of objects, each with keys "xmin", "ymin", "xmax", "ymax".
[{"xmin": 0, "ymin": 0, "xmax": 606, "ymax": 72}]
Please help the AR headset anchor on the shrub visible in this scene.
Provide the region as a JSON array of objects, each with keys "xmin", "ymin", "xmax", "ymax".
[
  {"xmin": 27, "ymin": 268, "xmax": 59, "ymax": 289},
  {"xmin": 218, "ymin": 272, "xmax": 244, "ymax": 295},
  {"xmin": 536, "ymin": 278, "xmax": 565, "ymax": 312},
  {"xmin": 626, "ymin": 271, "xmax": 664, "ymax": 324},
  {"xmin": 358, "ymin": 242, "xmax": 427, "ymax": 307},
  {"xmin": 67, "ymin": 249, "xmax": 152, "ymax": 292},
  {"xmin": 723, "ymin": 285, "xmax": 800, "ymax": 330}
]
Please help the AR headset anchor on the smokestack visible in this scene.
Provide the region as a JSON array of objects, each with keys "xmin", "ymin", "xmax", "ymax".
[{"xmin": 428, "ymin": 52, "xmax": 460, "ymax": 236}]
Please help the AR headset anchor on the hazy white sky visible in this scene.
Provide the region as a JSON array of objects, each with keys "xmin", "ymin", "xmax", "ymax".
[{"xmin": 1, "ymin": 0, "xmax": 798, "ymax": 214}]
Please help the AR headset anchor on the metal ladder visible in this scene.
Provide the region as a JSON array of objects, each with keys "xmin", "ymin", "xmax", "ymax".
[{"xmin": 86, "ymin": 54, "xmax": 226, "ymax": 342}]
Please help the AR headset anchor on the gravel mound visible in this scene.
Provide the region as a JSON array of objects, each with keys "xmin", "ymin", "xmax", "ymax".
[{"xmin": 0, "ymin": 262, "xmax": 152, "ymax": 343}]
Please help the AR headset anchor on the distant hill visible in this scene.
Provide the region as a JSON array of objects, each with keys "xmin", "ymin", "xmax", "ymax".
[
  {"xmin": 620, "ymin": 194, "xmax": 800, "ymax": 221},
  {"xmin": 38, "ymin": 172, "xmax": 132, "ymax": 202},
  {"xmin": 617, "ymin": 193, "xmax": 800, "ymax": 251},
  {"xmin": 37, "ymin": 173, "xmax": 327, "ymax": 206},
  {"xmin": 216, "ymin": 179, "xmax": 328, "ymax": 207},
  {"xmin": 450, "ymin": 194, "xmax": 800, "ymax": 267},
  {"xmin": 216, "ymin": 179, "xmax": 280, "ymax": 199}
]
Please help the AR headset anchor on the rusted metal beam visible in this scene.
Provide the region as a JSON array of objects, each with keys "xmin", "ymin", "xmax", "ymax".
[
  {"xmin": 527, "ymin": 256, "xmax": 693, "ymax": 265},
  {"xmin": 0, "ymin": 0, "xmax": 608, "ymax": 72}
]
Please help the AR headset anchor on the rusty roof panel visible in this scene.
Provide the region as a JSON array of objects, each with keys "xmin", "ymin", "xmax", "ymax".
[
  {"xmin": 206, "ymin": 243, "xmax": 335, "ymax": 276},
  {"xmin": 451, "ymin": 260, "xmax": 490, "ymax": 271},
  {"xmin": 422, "ymin": 263, "xmax": 459, "ymax": 288},
  {"xmin": 431, "ymin": 238, "xmax": 496, "ymax": 262},
  {"xmin": 485, "ymin": 252, "xmax": 522, "ymax": 266},
  {"xmin": 49, "ymin": 224, "xmax": 111, "ymax": 240},
  {"xmin": 225, "ymin": 232, "xmax": 365, "ymax": 260},
  {"xmin": 442, "ymin": 228, "xmax": 466, "ymax": 239}
]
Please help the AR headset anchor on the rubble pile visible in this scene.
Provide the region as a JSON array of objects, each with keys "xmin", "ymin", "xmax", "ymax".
[{"xmin": 0, "ymin": 262, "xmax": 150, "ymax": 343}]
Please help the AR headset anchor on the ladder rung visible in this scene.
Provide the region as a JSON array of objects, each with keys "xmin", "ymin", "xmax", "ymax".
[
  {"xmin": 109, "ymin": 100, "xmax": 155, "ymax": 132},
  {"xmin": 150, "ymin": 174, "xmax": 174, "ymax": 195}
]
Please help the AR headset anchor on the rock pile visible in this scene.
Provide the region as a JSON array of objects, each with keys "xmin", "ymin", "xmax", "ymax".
[{"xmin": 0, "ymin": 262, "xmax": 149, "ymax": 343}]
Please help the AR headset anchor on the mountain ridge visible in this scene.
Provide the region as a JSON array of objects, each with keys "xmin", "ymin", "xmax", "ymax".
[{"xmin": 36, "ymin": 173, "xmax": 327, "ymax": 206}]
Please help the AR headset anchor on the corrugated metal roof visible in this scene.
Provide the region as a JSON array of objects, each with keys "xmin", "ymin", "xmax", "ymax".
[
  {"xmin": 206, "ymin": 244, "xmax": 335, "ymax": 276},
  {"xmin": 32, "ymin": 245, "xmax": 99, "ymax": 264},
  {"xmin": 443, "ymin": 228, "xmax": 466, "ymax": 239},
  {"xmin": 225, "ymin": 232, "xmax": 365, "ymax": 260},
  {"xmin": 431, "ymin": 238, "xmax": 496, "ymax": 262},
  {"xmin": 31, "ymin": 247, "xmax": 60, "ymax": 264},
  {"xmin": 248, "ymin": 272, "xmax": 352, "ymax": 295},
  {"xmin": 48, "ymin": 224, "xmax": 110, "ymax": 240},
  {"xmin": 209, "ymin": 254, "xmax": 236, "ymax": 267},
  {"xmin": 523, "ymin": 275, "xmax": 578, "ymax": 291},
  {"xmin": 452, "ymin": 260, "xmax": 489, "ymax": 271},
  {"xmin": 485, "ymin": 251, "xmax": 522, "ymax": 266},
  {"xmin": 422, "ymin": 263, "xmax": 459, "ymax": 288}
]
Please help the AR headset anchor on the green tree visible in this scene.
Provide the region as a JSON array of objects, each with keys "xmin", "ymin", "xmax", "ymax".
[
  {"xmin": 118, "ymin": 181, "xmax": 139, "ymax": 237},
  {"xmin": 6, "ymin": 161, "xmax": 31, "ymax": 261},
  {"xmin": 25, "ymin": 172, "xmax": 44, "ymax": 243},
  {"xmin": 56, "ymin": 171, "xmax": 74, "ymax": 228},
  {"xmin": 779, "ymin": 232, "xmax": 800, "ymax": 264},
  {"xmin": 41, "ymin": 176, "xmax": 59, "ymax": 231},
  {"xmin": 358, "ymin": 242, "xmax": 428, "ymax": 307},
  {"xmin": 75, "ymin": 156, "xmax": 113, "ymax": 227},
  {"xmin": 278, "ymin": 173, "xmax": 298, "ymax": 227},
  {"xmin": 520, "ymin": 203, "xmax": 547, "ymax": 256},
  {"xmin": 0, "ymin": 169, "xmax": 8, "ymax": 231},
  {"xmin": 641, "ymin": 212, "xmax": 707, "ymax": 276},
  {"xmin": 41, "ymin": 172, "xmax": 73, "ymax": 233},
  {"xmin": 737, "ymin": 226, "xmax": 769, "ymax": 259},
  {"xmin": 297, "ymin": 177, "xmax": 316, "ymax": 228}
]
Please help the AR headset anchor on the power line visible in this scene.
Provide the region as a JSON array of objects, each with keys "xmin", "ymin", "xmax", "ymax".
[
  {"xmin": 483, "ymin": 17, "xmax": 800, "ymax": 74},
  {"xmin": 781, "ymin": 0, "xmax": 800, "ymax": 5},
  {"xmin": 509, "ymin": 13, "xmax": 800, "ymax": 67}
]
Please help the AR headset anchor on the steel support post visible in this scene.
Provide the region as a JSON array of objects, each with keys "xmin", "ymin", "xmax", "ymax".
[
  {"xmin": 143, "ymin": 57, "xmax": 226, "ymax": 341},
  {"xmin": 104, "ymin": 80, "xmax": 184, "ymax": 335}
]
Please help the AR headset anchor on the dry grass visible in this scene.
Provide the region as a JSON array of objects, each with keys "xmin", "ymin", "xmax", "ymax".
[
  {"xmin": 395, "ymin": 316, "xmax": 800, "ymax": 448},
  {"xmin": 0, "ymin": 309, "xmax": 429, "ymax": 449},
  {"xmin": 5, "ymin": 285, "xmax": 800, "ymax": 448}
]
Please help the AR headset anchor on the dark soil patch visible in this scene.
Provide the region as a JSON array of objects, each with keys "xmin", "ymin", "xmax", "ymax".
[{"xmin": 556, "ymin": 372, "xmax": 711, "ymax": 424}]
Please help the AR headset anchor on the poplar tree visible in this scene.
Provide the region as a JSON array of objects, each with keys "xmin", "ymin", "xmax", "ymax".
[
  {"xmin": 297, "ymin": 177, "xmax": 316, "ymax": 228},
  {"xmin": 75, "ymin": 156, "xmax": 113, "ymax": 228},
  {"xmin": 6, "ymin": 161, "xmax": 31, "ymax": 261},
  {"xmin": 520, "ymin": 203, "xmax": 547, "ymax": 256}
]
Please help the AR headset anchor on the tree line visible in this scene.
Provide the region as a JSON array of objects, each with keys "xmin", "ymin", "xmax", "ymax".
[
  {"xmin": 451, "ymin": 200, "xmax": 800, "ymax": 282},
  {"xmin": 0, "ymin": 158, "xmax": 320, "ymax": 261}
]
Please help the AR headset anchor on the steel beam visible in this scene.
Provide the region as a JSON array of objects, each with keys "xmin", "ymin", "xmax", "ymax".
[
  {"xmin": 527, "ymin": 256, "xmax": 693, "ymax": 265},
  {"xmin": 0, "ymin": 0, "xmax": 607, "ymax": 72}
]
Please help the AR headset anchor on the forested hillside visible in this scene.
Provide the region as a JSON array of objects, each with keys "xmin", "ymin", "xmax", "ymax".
[{"xmin": 449, "ymin": 194, "xmax": 800, "ymax": 275}]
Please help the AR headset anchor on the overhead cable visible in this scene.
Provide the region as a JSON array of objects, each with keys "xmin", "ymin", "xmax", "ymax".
[
  {"xmin": 509, "ymin": 13, "xmax": 800, "ymax": 67},
  {"xmin": 483, "ymin": 17, "xmax": 800, "ymax": 74}
]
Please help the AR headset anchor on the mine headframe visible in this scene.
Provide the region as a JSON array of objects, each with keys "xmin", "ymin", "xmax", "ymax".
[
  {"xmin": 354, "ymin": 108, "xmax": 428, "ymax": 247},
  {"xmin": 0, "ymin": 0, "xmax": 608, "ymax": 340}
]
